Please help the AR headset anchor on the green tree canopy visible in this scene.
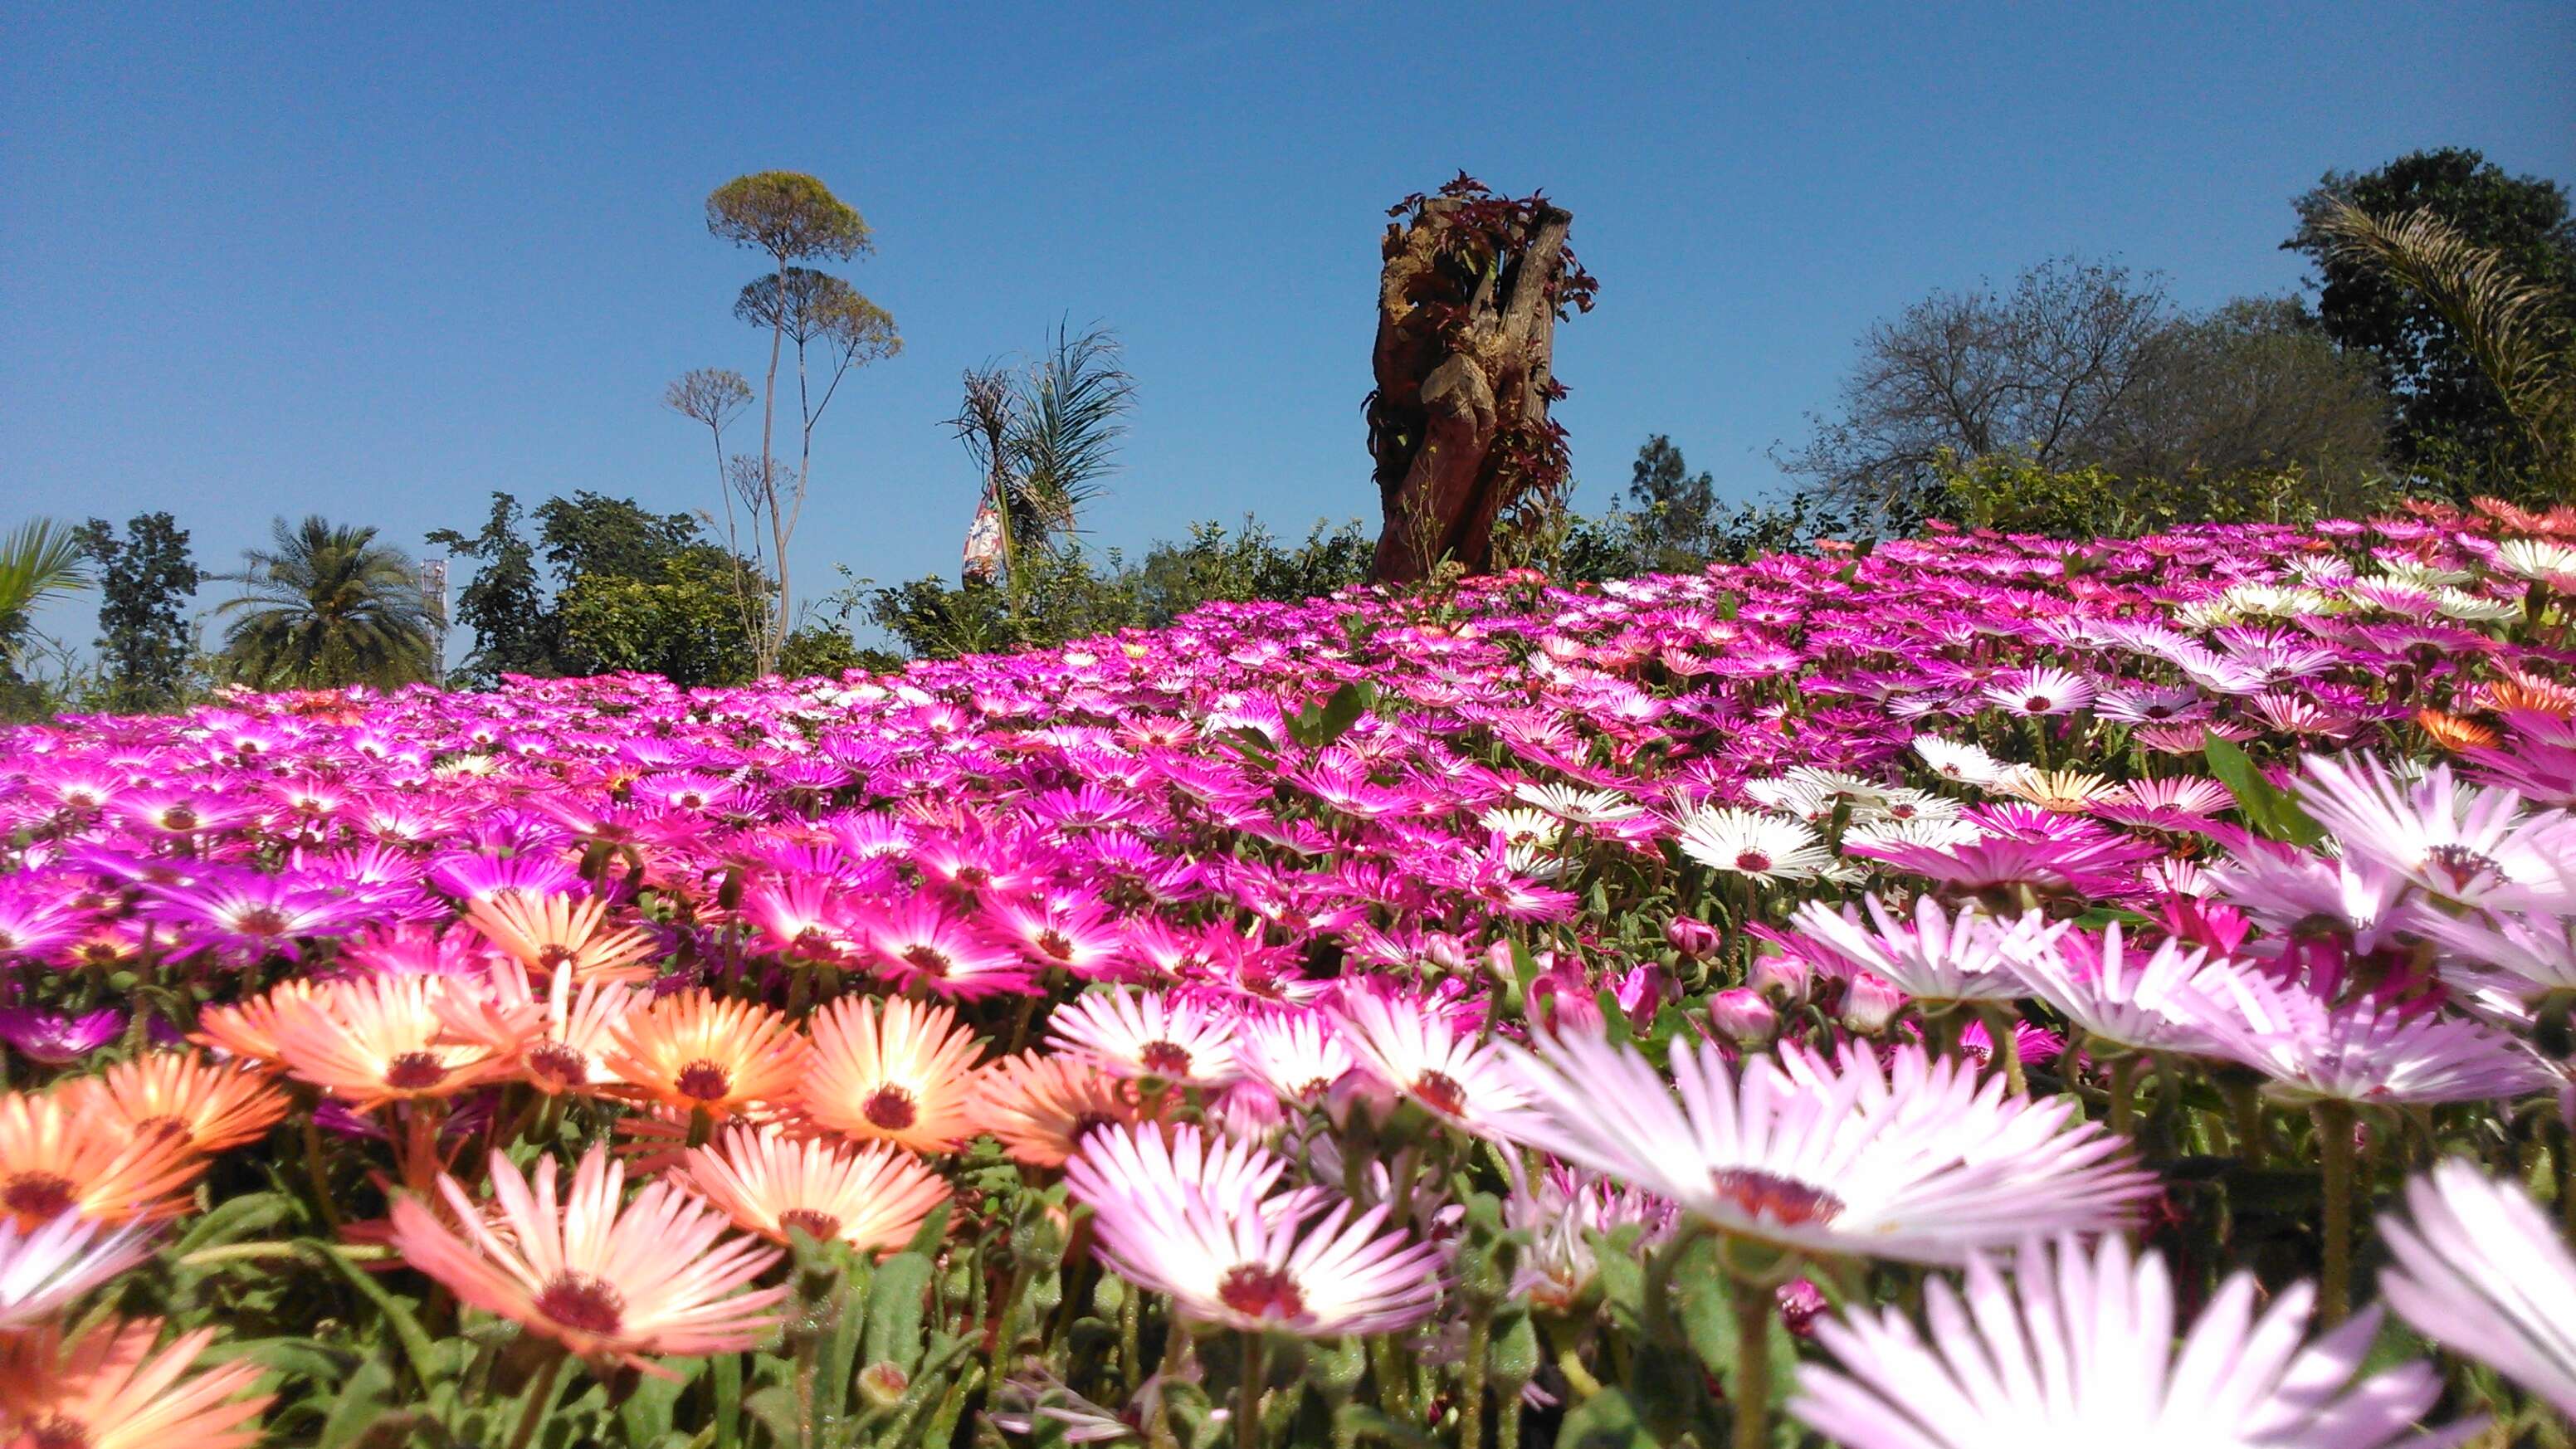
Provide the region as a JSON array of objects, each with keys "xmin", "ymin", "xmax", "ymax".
[
  {"xmin": 426, "ymin": 494, "xmax": 554, "ymax": 687},
  {"xmin": 75, "ymin": 511, "xmax": 200, "ymax": 709},
  {"xmin": 215, "ymin": 516, "xmax": 436, "ymax": 690},
  {"xmin": 2286, "ymin": 147, "xmax": 2576, "ymax": 488}
]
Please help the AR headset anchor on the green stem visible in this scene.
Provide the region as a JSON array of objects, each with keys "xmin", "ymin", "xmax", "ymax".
[
  {"xmin": 2107, "ymin": 1055, "xmax": 2139, "ymax": 1138},
  {"xmin": 1975, "ymin": 1004, "xmax": 2025, "ymax": 1095},
  {"xmin": 302, "ymin": 1111, "xmax": 344, "ymax": 1232},
  {"xmin": 1459, "ymin": 1310, "xmax": 1490, "ymax": 1449},
  {"xmin": 505, "ymin": 1351, "xmax": 570, "ymax": 1449},
  {"xmin": 1552, "ymin": 1346, "xmax": 1602, "ymax": 1402},
  {"xmin": 2225, "ymin": 1078, "xmax": 2265, "ymax": 1168},
  {"xmin": 1730, "ymin": 1277, "xmax": 1772, "ymax": 1449},
  {"xmin": 1238, "ymin": 1331, "xmax": 1266, "ymax": 1449},
  {"xmin": 2315, "ymin": 1100, "xmax": 2356, "ymax": 1326}
]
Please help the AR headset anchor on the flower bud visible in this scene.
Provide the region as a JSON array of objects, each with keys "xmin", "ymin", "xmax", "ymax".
[
  {"xmin": 1708, "ymin": 988, "xmax": 1778, "ymax": 1046},
  {"xmin": 1837, "ymin": 972, "xmax": 1906, "ymax": 1034},
  {"xmin": 1666, "ymin": 916, "xmax": 1722, "ymax": 959},
  {"xmin": 1748, "ymin": 949, "xmax": 1812, "ymax": 1005}
]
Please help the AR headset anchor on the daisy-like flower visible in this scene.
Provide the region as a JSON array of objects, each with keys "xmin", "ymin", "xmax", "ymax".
[
  {"xmin": 966, "ymin": 1051, "xmax": 1151, "ymax": 1168},
  {"xmin": 62, "ymin": 1051, "xmax": 290, "ymax": 1154},
  {"xmin": 1511, "ymin": 780, "xmax": 1643, "ymax": 825},
  {"xmin": 1498, "ymin": 1037, "xmax": 2149, "ymax": 1264},
  {"xmin": 1232, "ymin": 1009, "xmax": 1356, "ymax": 1105},
  {"xmin": 0, "ymin": 1316, "xmax": 271, "ymax": 1449},
  {"xmin": 433, "ymin": 960, "xmax": 638, "ymax": 1095},
  {"xmin": 265, "ymin": 974, "xmax": 502, "ymax": 1110},
  {"xmin": 1791, "ymin": 1234, "xmax": 2448, "ymax": 1447},
  {"xmin": 389, "ymin": 1144, "xmax": 786, "ymax": 1375},
  {"xmin": 1674, "ymin": 807, "xmax": 1837, "ymax": 884},
  {"xmin": 800, "ymin": 994, "xmax": 985, "ymax": 1153},
  {"xmin": 1066, "ymin": 1125, "xmax": 1442, "ymax": 1338},
  {"xmin": 464, "ymin": 889, "xmax": 660, "ymax": 985},
  {"xmin": 1983, "ymin": 665, "xmax": 2097, "ymax": 717},
  {"xmin": 0, "ymin": 1212, "xmax": 154, "ymax": 1329},
  {"xmin": 0, "ymin": 1093, "xmax": 203, "ymax": 1232},
  {"xmin": 2295, "ymin": 753, "xmax": 2574, "ymax": 910},
  {"xmin": 1333, "ymin": 984, "xmax": 1530, "ymax": 1138},
  {"xmin": 2201, "ymin": 837, "xmax": 2424, "ymax": 956},
  {"xmin": 2378, "ymin": 1159, "xmax": 2576, "ymax": 1417},
  {"xmin": 604, "ymin": 991, "xmax": 809, "ymax": 1123},
  {"xmin": 1047, "ymin": 989, "xmax": 1241, "ymax": 1088},
  {"xmin": 2000, "ymin": 925, "xmax": 2223, "ymax": 1056},
  {"xmin": 0, "ymin": 1008, "xmax": 123, "ymax": 1067},
  {"xmin": 679, "ymin": 1125, "xmax": 949, "ymax": 1257},
  {"xmin": 863, "ymin": 895, "xmax": 1037, "ymax": 1000},
  {"xmin": 188, "ymin": 979, "xmax": 328, "ymax": 1066},
  {"xmin": 2417, "ymin": 907, "xmax": 2576, "ymax": 1001},
  {"xmin": 1915, "ymin": 735, "xmax": 2013, "ymax": 787},
  {"xmin": 1790, "ymin": 895, "xmax": 2052, "ymax": 1007},
  {"xmin": 2182, "ymin": 971, "xmax": 2557, "ymax": 1105}
]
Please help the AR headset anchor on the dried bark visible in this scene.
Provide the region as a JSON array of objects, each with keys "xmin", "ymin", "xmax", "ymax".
[{"xmin": 1365, "ymin": 179, "xmax": 1593, "ymax": 583}]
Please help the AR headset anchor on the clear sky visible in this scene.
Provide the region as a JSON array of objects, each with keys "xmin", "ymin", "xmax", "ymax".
[{"xmin": 4, "ymin": 2, "xmax": 2571, "ymax": 648}]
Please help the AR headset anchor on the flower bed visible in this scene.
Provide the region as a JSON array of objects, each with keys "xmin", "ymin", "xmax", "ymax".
[{"xmin": 2, "ymin": 504, "xmax": 2574, "ymax": 1445}]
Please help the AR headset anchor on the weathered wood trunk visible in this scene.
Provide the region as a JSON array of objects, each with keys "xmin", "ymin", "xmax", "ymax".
[{"xmin": 1365, "ymin": 184, "xmax": 1586, "ymax": 584}]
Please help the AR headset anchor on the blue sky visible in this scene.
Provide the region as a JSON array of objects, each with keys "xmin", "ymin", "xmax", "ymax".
[{"xmin": 4, "ymin": 2, "xmax": 2571, "ymax": 649}]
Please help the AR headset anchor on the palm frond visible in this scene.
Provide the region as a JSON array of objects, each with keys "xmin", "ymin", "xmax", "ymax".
[
  {"xmin": 2310, "ymin": 198, "xmax": 2575, "ymax": 483},
  {"xmin": 0, "ymin": 519, "xmax": 95, "ymax": 664},
  {"xmin": 1009, "ymin": 320, "xmax": 1136, "ymax": 542}
]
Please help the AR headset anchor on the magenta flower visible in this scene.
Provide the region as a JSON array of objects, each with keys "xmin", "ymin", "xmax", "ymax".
[{"xmin": 0, "ymin": 1007, "xmax": 124, "ymax": 1065}]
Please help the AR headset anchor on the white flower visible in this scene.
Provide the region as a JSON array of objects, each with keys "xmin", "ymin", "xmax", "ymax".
[
  {"xmin": 1914, "ymin": 735, "xmax": 2013, "ymax": 787},
  {"xmin": 1793, "ymin": 1234, "xmax": 2450, "ymax": 1446},
  {"xmin": 0, "ymin": 1212, "xmax": 154, "ymax": 1329},
  {"xmin": 1674, "ymin": 807, "xmax": 1837, "ymax": 883},
  {"xmin": 2379, "ymin": 1159, "xmax": 2576, "ymax": 1418}
]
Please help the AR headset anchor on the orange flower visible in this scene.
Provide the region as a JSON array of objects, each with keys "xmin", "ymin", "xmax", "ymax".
[
  {"xmin": 965, "ymin": 1051, "xmax": 1150, "ymax": 1168},
  {"xmin": 0, "ymin": 1092, "xmax": 202, "ymax": 1232},
  {"xmin": 188, "ymin": 978, "xmax": 329, "ymax": 1066},
  {"xmin": 2415, "ymin": 708, "xmax": 2501, "ymax": 752},
  {"xmin": 604, "ymin": 991, "xmax": 807, "ymax": 1121},
  {"xmin": 678, "ymin": 1125, "xmax": 949, "ymax": 1256},
  {"xmin": 466, "ymin": 890, "xmax": 659, "ymax": 985},
  {"xmin": 0, "ymin": 1317, "xmax": 270, "ymax": 1449},
  {"xmin": 262, "ymin": 976, "xmax": 500, "ymax": 1110},
  {"xmin": 434, "ymin": 961, "xmax": 638, "ymax": 1096},
  {"xmin": 389, "ymin": 1144, "xmax": 785, "ymax": 1374},
  {"xmin": 800, "ymin": 995, "xmax": 983, "ymax": 1154},
  {"xmin": 63, "ymin": 1052, "xmax": 290, "ymax": 1154}
]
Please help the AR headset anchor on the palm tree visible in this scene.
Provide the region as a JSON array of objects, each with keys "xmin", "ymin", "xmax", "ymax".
[
  {"xmin": 0, "ymin": 520, "xmax": 92, "ymax": 676},
  {"xmin": 216, "ymin": 516, "xmax": 437, "ymax": 690},
  {"xmin": 1009, "ymin": 320, "xmax": 1137, "ymax": 549},
  {"xmin": 2311, "ymin": 198, "xmax": 2575, "ymax": 498}
]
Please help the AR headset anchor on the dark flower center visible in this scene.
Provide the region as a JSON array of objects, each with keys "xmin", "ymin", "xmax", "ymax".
[
  {"xmin": 133, "ymin": 1114, "xmax": 192, "ymax": 1141},
  {"xmin": 160, "ymin": 807, "xmax": 199, "ymax": 831},
  {"xmin": 1734, "ymin": 851, "xmax": 1773, "ymax": 874},
  {"xmin": 27, "ymin": 1417, "xmax": 87, "ymax": 1449},
  {"xmin": 1412, "ymin": 1070, "xmax": 1468, "ymax": 1117},
  {"xmin": 2023, "ymin": 695, "xmax": 2052, "ymax": 712},
  {"xmin": 384, "ymin": 1051, "xmax": 451, "ymax": 1090},
  {"xmin": 2422, "ymin": 843, "xmax": 2501, "ymax": 891},
  {"xmin": 1067, "ymin": 1111, "xmax": 1118, "ymax": 1144},
  {"xmin": 527, "ymin": 1042, "xmax": 589, "ymax": 1090},
  {"xmin": 232, "ymin": 906, "xmax": 290, "ymax": 937},
  {"xmin": 3, "ymin": 1173, "xmax": 76, "ymax": 1220},
  {"xmin": 1216, "ymin": 1262, "xmax": 1306, "ymax": 1320},
  {"xmin": 954, "ymin": 866, "xmax": 990, "ymax": 886},
  {"xmin": 676, "ymin": 1059, "xmax": 734, "ymax": 1101},
  {"xmin": 1710, "ymin": 1168, "xmax": 1846, "ymax": 1227},
  {"xmin": 864, "ymin": 1085, "xmax": 918, "ymax": 1130},
  {"xmin": 534, "ymin": 1271, "xmax": 627, "ymax": 1335},
  {"xmin": 900, "ymin": 944, "xmax": 950, "ymax": 978},
  {"xmin": 778, "ymin": 1208, "xmax": 844, "ymax": 1243},
  {"xmin": 1139, "ymin": 1041, "xmax": 1193, "ymax": 1076},
  {"xmin": 1037, "ymin": 930, "xmax": 1075, "ymax": 961},
  {"xmin": 537, "ymin": 944, "xmax": 577, "ymax": 968}
]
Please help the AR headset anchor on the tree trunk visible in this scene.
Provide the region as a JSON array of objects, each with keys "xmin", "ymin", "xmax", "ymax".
[{"xmin": 1366, "ymin": 197, "xmax": 1577, "ymax": 583}]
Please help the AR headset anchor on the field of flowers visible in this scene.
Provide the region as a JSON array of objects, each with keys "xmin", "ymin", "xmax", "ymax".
[{"xmin": 3, "ymin": 500, "xmax": 2575, "ymax": 1448}]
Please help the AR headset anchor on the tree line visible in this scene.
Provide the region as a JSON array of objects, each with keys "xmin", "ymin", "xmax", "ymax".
[{"xmin": 4, "ymin": 145, "xmax": 2569, "ymax": 717}]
